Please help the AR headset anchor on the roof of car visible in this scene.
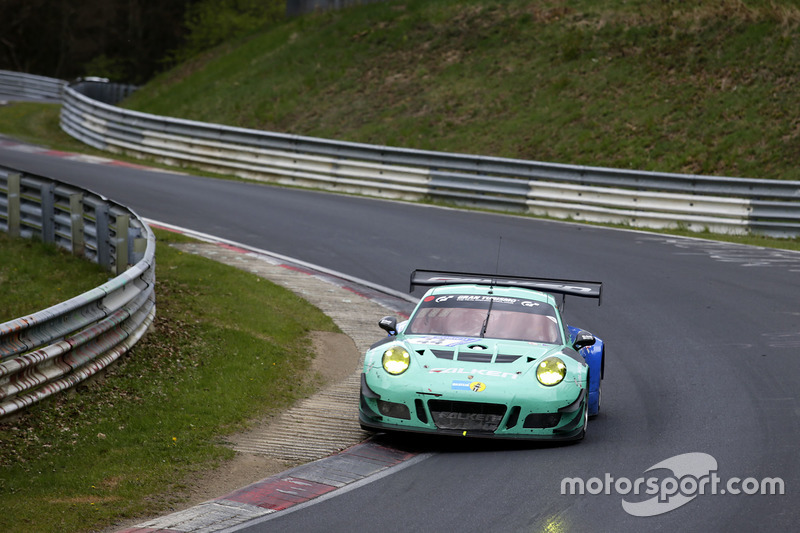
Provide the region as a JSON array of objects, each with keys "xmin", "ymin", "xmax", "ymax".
[{"xmin": 423, "ymin": 283, "xmax": 558, "ymax": 306}]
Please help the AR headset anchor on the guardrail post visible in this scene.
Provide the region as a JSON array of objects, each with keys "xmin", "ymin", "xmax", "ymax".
[
  {"xmin": 7, "ymin": 172, "xmax": 20, "ymax": 237},
  {"xmin": 133, "ymin": 231, "xmax": 148, "ymax": 265},
  {"xmin": 95, "ymin": 204, "xmax": 110, "ymax": 269},
  {"xmin": 114, "ymin": 214, "xmax": 129, "ymax": 275},
  {"xmin": 70, "ymin": 193, "xmax": 85, "ymax": 256},
  {"xmin": 41, "ymin": 181, "xmax": 55, "ymax": 243}
]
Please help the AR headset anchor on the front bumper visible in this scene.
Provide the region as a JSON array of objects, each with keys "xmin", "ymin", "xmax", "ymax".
[{"xmin": 359, "ymin": 373, "xmax": 587, "ymax": 441}]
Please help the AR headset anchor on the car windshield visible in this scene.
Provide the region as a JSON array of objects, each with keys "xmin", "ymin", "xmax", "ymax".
[{"xmin": 405, "ymin": 293, "xmax": 562, "ymax": 344}]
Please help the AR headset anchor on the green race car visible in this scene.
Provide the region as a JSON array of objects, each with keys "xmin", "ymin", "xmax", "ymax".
[{"xmin": 359, "ymin": 270, "xmax": 604, "ymax": 441}]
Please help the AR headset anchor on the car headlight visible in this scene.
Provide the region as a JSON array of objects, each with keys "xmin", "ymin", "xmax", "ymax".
[
  {"xmin": 536, "ymin": 357, "xmax": 566, "ymax": 386},
  {"xmin": 382, "ymin": 346, "xmax": 410, "ymax": 375}
]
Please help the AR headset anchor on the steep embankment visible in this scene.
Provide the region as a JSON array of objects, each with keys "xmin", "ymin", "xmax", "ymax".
[{"xmin": 125, "ymin": 0, "xmax": 800, "ymax": 181}]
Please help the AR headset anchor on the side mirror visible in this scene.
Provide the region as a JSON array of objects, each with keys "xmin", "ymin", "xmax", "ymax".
[
  {"xmin": 572, "ymin": 330, "xmax": 596, "ymax": 350},
  {"xmin": 379, "ymin": 316, "xmax": 398, "ymax": 336}
]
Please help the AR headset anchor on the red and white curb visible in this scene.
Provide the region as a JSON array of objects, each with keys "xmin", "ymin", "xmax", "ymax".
[
  {"xmin": 118, "ymin": 440, "xmax": 424, "ymax": 533},
  {"xmin": 0, "ymin": 138, "xmax": 178, "ymax": 172},
  {"xmin": 145, "ymin": 220, "xmax": 416, "ymax": 312}
]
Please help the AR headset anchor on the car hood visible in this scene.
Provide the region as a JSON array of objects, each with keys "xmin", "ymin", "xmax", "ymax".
[{"xmin": 401, "ymin": 334, "xmax": 566, "ymax": 376}]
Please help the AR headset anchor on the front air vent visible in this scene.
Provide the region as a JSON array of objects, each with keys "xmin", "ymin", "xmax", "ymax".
[
  {"xmin": 505, "ymin": 406, "xmax": 521, "ymax": 429},
  {"xmin": 431, "ymin": 349, "xmax": 454, "ymax": 360},
  {"xmin": 523, "ymin": 413, "xmax": 561, "ymax": 429},
  {"xmin": 455, "ymin": 352, "xmax": 521, "ymax": 363},
  {"xmin": 415, "ymin": 399, "xmax": 428, "ymax": 424},
  {"xmin": 428, "ymin": 400, "xmax": 506, "ymax": 432},
  {"xmin": 457, "ymin": 352, "xmax": 493, "ymax": 363}
]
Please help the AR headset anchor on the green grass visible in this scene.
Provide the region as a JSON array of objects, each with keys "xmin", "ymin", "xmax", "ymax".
[
  {"xmin": 0, "ymin": 102, "xmax": 80, "ymax": 152},
  {"xmin": 122, "ymin": 0, "xmax": 800, "ymax": 181},
  {"xmin": 0, "ymin": 229, "xmax": 339, "ymax": 533},
  {"xmin": 0, "ymin": 233, "xmax": 110, "ymax": 320},
  {"xmin": 0, "ymin": 102, "xmax": 212, "ymax": 176}
]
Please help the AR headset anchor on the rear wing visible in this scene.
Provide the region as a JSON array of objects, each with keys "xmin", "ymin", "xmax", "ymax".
[{"xmin": 410, "ymin": 269, "xmax": 602, "ymax": 305}]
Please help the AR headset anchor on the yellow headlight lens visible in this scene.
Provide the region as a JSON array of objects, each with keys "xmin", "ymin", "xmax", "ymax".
[
  {"xmin": 382, "ymin": 347, "xmax": 410, "ymax": 375},
  {"xmin": 537, "ymin": 357, "xmax": 567, "ymax": 386}
]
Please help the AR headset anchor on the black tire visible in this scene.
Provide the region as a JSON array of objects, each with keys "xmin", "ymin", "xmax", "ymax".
[{"xmin": 576, "ymin": 402, "xmax": 589, "ymax": 440}]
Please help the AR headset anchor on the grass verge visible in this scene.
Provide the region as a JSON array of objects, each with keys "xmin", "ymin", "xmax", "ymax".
[
  {"xmin": 0, "ymin": 232, "xmax": 110, "ymax": 320},
  {"xmin": 0, "ymin": 102, "xmax": 203, "ymax": 176},
  {"xmin": 0, "ymin": 229, "xmax": 339, "ymax": 533},
  {"xmin": 0, "ymin": 101, "xmax": 124, "ymax": 157},
  {"xmin": 124, "ymin": 0, "xmax": 800, "ymax": 181}
]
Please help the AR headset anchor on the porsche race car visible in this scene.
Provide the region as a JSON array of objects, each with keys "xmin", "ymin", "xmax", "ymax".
[{"xmin": 359, "ymin": 270, "xmax": 604, "ymax": 441}]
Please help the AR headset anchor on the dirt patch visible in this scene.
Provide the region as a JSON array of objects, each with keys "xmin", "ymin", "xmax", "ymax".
[
  {"xmin": 181, "ymin": 331, "xmax": 360, "ymax": 500},
  {"xmin": 174, "ymin": 452, "xmax": 292, "ymax": 507},
  {"xmin": 308, "ymin": 330, "xmax": 362, "ymax": 382},
  {"xmin": 185, "ymin": 331, "xmax": 360, "ymax": 493}
]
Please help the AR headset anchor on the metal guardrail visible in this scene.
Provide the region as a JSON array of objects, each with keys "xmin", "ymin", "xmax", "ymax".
[
  {"xmin": 0, "ymin": 168, "xmax": 156, "ymax": 418},
  {"xmin": 0, "ymin": 69, "xmax": 65, "ymax": 101},
  {"xmin": 57, "ymin": 79, "xmax": 800, "ymax": 237},
  {"xmin": 69, "ymin": 77, "xmax": 138, "ymax": 105},
  {"xmin": 286, "ymin": 0, "xmax": 389, "ymax": 17}
]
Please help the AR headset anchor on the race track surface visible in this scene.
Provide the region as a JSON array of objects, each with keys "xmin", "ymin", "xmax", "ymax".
[{"xmin": 2, "ymin": 143, "xmax": 798, "ymax": 532}]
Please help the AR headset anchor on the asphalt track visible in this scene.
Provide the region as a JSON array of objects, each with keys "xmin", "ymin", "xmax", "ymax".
[{"xmin": 2, "ymin": 141, "xmax": 799, "ymax": 532}]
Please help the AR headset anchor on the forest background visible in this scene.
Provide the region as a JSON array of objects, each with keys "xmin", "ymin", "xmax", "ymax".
[{"xmin": 0, "ymin": 0, "xmax": 284, "ymax": 83}]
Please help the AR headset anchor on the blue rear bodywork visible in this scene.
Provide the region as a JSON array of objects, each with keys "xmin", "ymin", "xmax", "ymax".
[{"xmin": 568, "ymin": 325, "xmax": 604, "ymax": 416}]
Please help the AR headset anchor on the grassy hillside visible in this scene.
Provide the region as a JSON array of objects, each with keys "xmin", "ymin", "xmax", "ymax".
[
  {"xmin": 0, "ymin": 230, "xmax": 339, "ymax": 533},
  {"xmin": 123, "ymin": 0, "xmax": 800, "ymax": 181}
]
